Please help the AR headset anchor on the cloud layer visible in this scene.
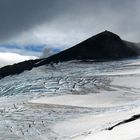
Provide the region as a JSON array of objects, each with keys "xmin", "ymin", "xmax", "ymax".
[
  {"xmin": 0, "ymin": 52, "xmax": 37, "ymax": 68},
  {"xmin": 0, "ymin": 0, "xmax": 140, "ymax": 67},
  {"xmin": 0, "ymin": 0, "xmax": 140, "ymax": 47}
]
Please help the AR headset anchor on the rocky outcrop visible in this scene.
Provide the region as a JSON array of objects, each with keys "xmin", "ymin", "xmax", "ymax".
[
  {"xmin": 108, "ymin": 114, "xmax": 140, "ymax": 130},
  {"xmin": 38, "ymin": 30, "xmax": 139, "ymax": 65}
]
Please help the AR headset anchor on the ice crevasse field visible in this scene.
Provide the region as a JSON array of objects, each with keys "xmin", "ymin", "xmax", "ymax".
[{"xmin": 0, "ymin": 58, "xmax": 140, "ymax": 140}]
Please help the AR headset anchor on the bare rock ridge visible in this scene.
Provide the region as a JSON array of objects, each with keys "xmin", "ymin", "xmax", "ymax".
[
  {"xmin": 36, "ymin": 30, "xmax": 139, "ymax": 65},
  {"xmin": 108, "ymin": 114, "xmax": 140, "ymax": 130},
  {"xmin": 0, "ymin": 30, "xmax": 140, "ymax": 79}
]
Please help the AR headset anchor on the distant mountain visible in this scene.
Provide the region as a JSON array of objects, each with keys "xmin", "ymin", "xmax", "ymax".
[{"xmin": 0, "ymin": 30, "xmax": 140, "ymax": 79}]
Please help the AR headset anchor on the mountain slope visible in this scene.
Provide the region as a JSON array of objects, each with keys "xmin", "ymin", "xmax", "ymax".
[
  {"xmin": 38, "ymin": 30, "xmax": 139, "ymax": 65},
  {"xmin": 0, "ymin": 30, "xmax": 140, "ymax": 79}
]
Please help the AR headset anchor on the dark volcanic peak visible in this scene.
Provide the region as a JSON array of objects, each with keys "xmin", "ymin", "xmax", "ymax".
[
  {"xmin": 0, "ymin": 31, "xmax": 140, "ymax": 79},
  {"xmin": 93, "ymin": 30, "xmax": 121, "ymax": 39},
  {"xmin": 36, "ymin": 30, "xmax": 139, "ymax": 65}
]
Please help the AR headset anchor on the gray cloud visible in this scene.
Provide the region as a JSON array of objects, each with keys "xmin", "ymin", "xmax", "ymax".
[
  {"xmin": 0, "ymin": 0, "xmax": 140, "ymax": 44},
  {"xmin": 40, "ymin": 47, "xmax": 57, "ymax": 58},
  {"xmin": 0, "ymin": 0, "xmax": 73, "ymax": 41}
]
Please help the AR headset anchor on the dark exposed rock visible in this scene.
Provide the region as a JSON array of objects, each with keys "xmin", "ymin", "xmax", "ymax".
[
  {"xmin": 0, "ymin": 59, "xmax": 42, "ymax": 79},
  {"xmin": 108, "ymin": 114, "xmax": 140, "ymax": 130},
  {"xmin": 0, "ymin": 30, "xmax": 140, "ymax": 79},
  {"xmin": 38, "ymin": 30, "xmax": 139, "ymax": 65}
]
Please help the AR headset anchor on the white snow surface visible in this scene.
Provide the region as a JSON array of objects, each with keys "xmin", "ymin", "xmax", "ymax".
[
  {"xmin": 30, "ymin": 92, "xmax": 138, "ymax": 108},
  {"xmin": 73, "ymin": 119, "xmax": 140, "ymax": 140},
  {"xmin": 0, "ymin": 58, "xmax": 140, "ymax": 139}
]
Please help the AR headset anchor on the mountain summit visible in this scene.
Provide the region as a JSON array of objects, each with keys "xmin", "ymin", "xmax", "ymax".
[
  {"xmin": 0, "ymin": 31, "xmax": 140, "ymax": 79},
  {"xmin": 38, "ymin": 30, "xmax": 138, "ymax": 65}
]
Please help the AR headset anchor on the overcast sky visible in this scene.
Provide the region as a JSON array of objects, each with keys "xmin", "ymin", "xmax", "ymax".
[{"xmin": 0, "ymin": 0, "xmax": 140, "ymax": 67}]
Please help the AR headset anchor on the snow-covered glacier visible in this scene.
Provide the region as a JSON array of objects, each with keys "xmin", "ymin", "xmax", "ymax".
[{"xmin": 1, "ymin": 58, "xmax": 140, "ymax": 140}]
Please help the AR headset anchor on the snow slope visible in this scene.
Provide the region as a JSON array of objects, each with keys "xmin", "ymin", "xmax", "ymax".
[{"xmin": 0, "ymin": 58, "xmax": 140, "ymax": 139}]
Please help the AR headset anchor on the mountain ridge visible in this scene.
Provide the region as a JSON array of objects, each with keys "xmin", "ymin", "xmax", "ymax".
[{"xmin": 0, "ymin": 30, "xmax": 140, "ymax": 79}]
